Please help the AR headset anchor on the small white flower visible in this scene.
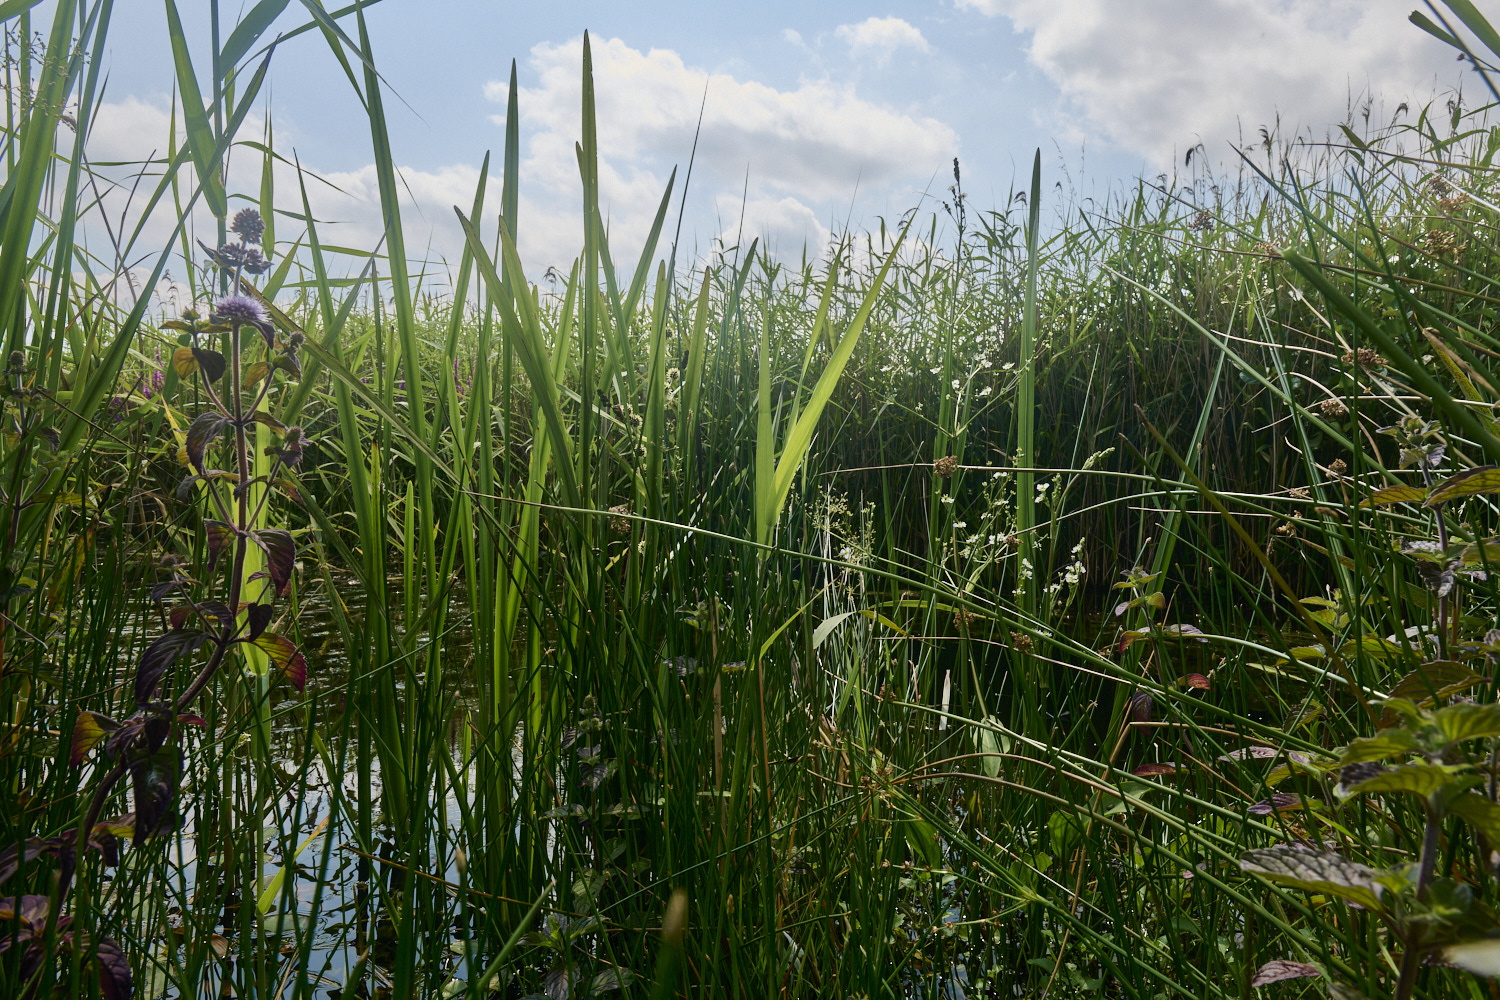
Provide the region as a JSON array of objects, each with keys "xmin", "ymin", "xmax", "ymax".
[
  {"xmin": 1001, "ymin": 362, "xmax": 1015, "ymax": 371},
  {"xmin": 953, "ymin": 520, "xmax": 967, "ymax": 528},
  {"xmin": 941, "ymin": 494, "xmax": 955, "ymax": 504},
  {"xmin": 951, "ymin": 379, "xmax": 961, "ymax": 390},
  {"xmin": 979, "ymin": 386, "xmax": 993, "ymax": 397},
  {"xmin": 930, "ymin": 366, "xmax": 942, "ymax": 375}
]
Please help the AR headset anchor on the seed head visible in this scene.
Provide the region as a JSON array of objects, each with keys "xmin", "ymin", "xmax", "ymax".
[
  {"xmin": 609, "ymin": 503, "xmax": 632, "ymax": 534},
  {"xmin": 933, "ymin": 455, "xmax": 960, "ymax": 477},
  {"xmin": 1318, "ymin": 397, "xmax": 1348, "ymax": 419},
  {"xmin": 1342, "ymin": 347, "xmax": 1385, "ymax": 371}
]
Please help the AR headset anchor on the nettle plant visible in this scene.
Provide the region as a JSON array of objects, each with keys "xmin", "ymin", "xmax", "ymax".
[
  {"xmin": 1240, "ymin": 417, "xmax": 1500, "ymax": 999},
  {"xmin": 0, "ymin": 210, "xmax": 311, "ymax": 997}
]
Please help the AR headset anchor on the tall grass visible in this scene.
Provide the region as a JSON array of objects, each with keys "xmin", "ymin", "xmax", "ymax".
[{"xmin": 14, "ymin": 2, "xmax": 1500, "ymax": 998}]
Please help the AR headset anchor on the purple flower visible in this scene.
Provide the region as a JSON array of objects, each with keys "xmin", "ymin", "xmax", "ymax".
[
  {"xmin": 231, "ymin": 208, "xmax": 265, "ymax": 246},
  {"xmin": 211, "ymin": 294, "xmax": 268, "ymax": 327},
  {"xmin": 211, "ymin": 294, "xmax": 276, "ymax": 349},
  {"xmin": 141, "ymin": 369, "xmax": 165, "ymax": 400}
]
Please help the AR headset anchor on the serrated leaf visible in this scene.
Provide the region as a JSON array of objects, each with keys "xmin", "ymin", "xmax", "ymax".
[
  {"xmin": 252, "ymin": 529, "xmax": 296, "ymax": 596},
  {"xmin": 172, "ymin": 345, "xmax": 199, "ymax": 378},
  {"xmin": 1434, "ymin": 701, "xmax": 1500, "ymax": 745},
  {"xmin": 136, "ymin": 629, "xmax": 210, "ymax": 707},
  {"xmin": 250, "ymin": 411, "xmax": 287, "ymax": 435},
  {"xmin": 1345, "ymin": 761, "xmax": 1453, "ymax": 799},
  {"xmin": 192, "ymin": 347, "xmax": 226, "ymax": 383},
  {"xmin": 185, "ymin": 412, "xmax": 231, "ymax": 475},
  {"xmin": 1383, "ymin": 661, "xmax": 1484, "ymax": 722},
  {"xmin": 1360, "ymin": 484, "xmax": 1428, "ymax": 507},
  {"xmin": 1341, "ymin": 729, "xmax": 1422, "ymax": 764},
  {"xmin": 94, "ymin": 935, "xmax": 132, "ymax": 1000},
  {"xmin": 204, "ymin": 519, "xmax": 236, "ymax": 570},
  {"xmin": 1248, "ymin": 792, "xmax": 1305, "ymax": 815},
  {"xmin": 1427, "ymin": 465, "xmax": 1500, "ymax": 506},
  {"xmin": 70, "ymin": 711, "xmax": 119, "ymax": 767},
  {"xmin": 252, "ymin": 632, "xmax": 307, "ymax": 690},
  {"xmin": 242, "ymin": 361, "xmax": 271, "ymax": 389},
  {"xmin": 1239, "ymin": 845, "xmax": 1384, "ymax": 910},
  {"xmin": 1251, "ymin": 960, "xmax": 1321, "ymax": 987}
]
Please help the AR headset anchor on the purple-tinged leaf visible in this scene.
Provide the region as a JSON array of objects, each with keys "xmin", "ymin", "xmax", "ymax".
[
  {"xmin": 94, "ymin": 935, "xmax": 132, "ymax": 1000},
  {"xmin": 1129, "ymin": 691, "xmax": 1153, "ymax": 724},
  {"xmin": 252, "ymin": 529, "xmax": 296, "ymax": 596},
  {"xmin": 1132, "ymin": 763, "xmax": 1176, "ymax": 777},
  {"xmin": 245, "ymin": 603, "xmax": 274, "ymax": 641},
  {"xmin": 204, "ymin": 520, "xmax": 236, "ymax": 570},
  {"xmin": 1248, "ymin": 792, "xmax": 1306, "ymax": 815},
  {"xmin": 185, "ymin": 413, "xmax": 231, "ymax": 475},
  {"xmin": 1251, "ymin": 960, "xmax": 1320, "ymax": 986},
  {"xmin": 135, "ymin": 629, "xmax": 209, "ymax": 707},
  {"xmin": 252, "ymin": 632, "xmax": 307, "ymax": 691},
  {"xmin": 87, "ymin": 813, "xmax": 135, "ymax": 868},
  {"xmin": 1184, "ymin": 673, "xmax": 1211, "ymax": 690},
  {"xmin": 250, "ymin": 410, "xmax": 286, "ymax": 433},
  {"xmin": 0, "ymin": 836, "xmax": 72, "ymax": 887},
  {"xmin": 191, "ymin": 347, "xmax": 227, "ymax": 383},
  {"xmin": 70, "ymin": 711, "xmax": 120, "ymax": 766},
  {"xmin": 0, "ymin": 895, "xmax": 51, "ymax": 953}
]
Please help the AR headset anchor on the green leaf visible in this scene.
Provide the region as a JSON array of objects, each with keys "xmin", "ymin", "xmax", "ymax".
[
  {"xmin": 1340, "ymin": 729, "xmax": 1422, "ymax": 764},
  {"xmin": 220, "ymin": 0, "xmax": 290, "ymax": 69},
  {"xmin": 1428, "ymin": 466, "xmax": 1500, "ymax": 506},
  {"xmin": 903, "ymin": 817, "xmax": 942, "ymax": 869},
  {"xmin": 812, "ymin": 611, "xmax": 858, "ymax": 650},
  {"xmin": 1344, "ymin": 762, "xmax": 1454, "ymax": 799},
  {"xmin": 1360, "ymin": 483, "xmax": 1428, "ymax": 507},
  {"xmin": 1384, "ymin": 661, "xmax": 1484, "ymax": 713},
  {"xmin": 1338, "ymin": 124, "xmax": 1368, "ymax": 150},
  {"xmin": 757, "ymin": 216, "xmax": 913, "ymax": 546},
  {"xmin": 1433, "ymin": 701, "xmax": 1500, "ymax": 745},
  {"xmin": 1238, "ymin": 845, "xmax": 1384, "ymax": 911},
  {"xmin": 256, "ymin": 814, "xmax": 327, "ymax": 915},
  {"xmin": 163, "ymin": 0, "xmax": 227, "ymax": 218},
  {"xmin": 69, "ymin": 711, "xmax": 117, "ymax": 766}
]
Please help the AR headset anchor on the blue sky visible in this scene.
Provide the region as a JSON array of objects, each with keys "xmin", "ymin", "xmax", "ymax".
[{"xmin": 72, "ymin": 1, "xmax": 1474, "ymax": 282}]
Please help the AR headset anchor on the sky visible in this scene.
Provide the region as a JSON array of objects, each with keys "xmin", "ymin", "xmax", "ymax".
[{"xmin": 57, "ymin": 0, "xmax": 1482, "ymax": 288}]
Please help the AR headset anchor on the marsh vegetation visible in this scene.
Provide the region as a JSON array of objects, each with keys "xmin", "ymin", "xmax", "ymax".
[{"xmin": 12, "ymin": 2, "xmax": 1500, "ymax": 997}]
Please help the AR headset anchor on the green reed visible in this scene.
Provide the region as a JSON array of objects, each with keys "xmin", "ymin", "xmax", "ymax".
[{"xmin": 16, "ymin": 1, "xmax": 1500, "ymax": 997}]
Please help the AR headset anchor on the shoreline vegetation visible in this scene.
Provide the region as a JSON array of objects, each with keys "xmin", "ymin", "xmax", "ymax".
[{"xmin": 13, "ymin": 2, "xmax": 1500, "ymax": 997}]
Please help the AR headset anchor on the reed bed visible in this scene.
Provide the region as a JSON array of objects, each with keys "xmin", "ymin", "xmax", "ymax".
[{"xmin": 11, "ymin": 2, "xmax": 1500, "ymax": 998}]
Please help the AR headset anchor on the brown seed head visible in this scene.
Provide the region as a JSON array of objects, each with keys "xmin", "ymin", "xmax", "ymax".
[{"xmin": 933, "ymin": 455, "xmax": 960, "ymax": 477}]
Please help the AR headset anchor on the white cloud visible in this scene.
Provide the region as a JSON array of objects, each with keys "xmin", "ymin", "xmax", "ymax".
[
  {"xmin": 69, "ymin": 35, "xmax": 957, "ymax": 296},
  {"xmin": 485, "ymin": 35, "xmax": 956, "ymax": 270},
  {"xmin": 714, "ymin": 193, "xmax": 831, "ymax": 254},
  {"xmin": 957, "ymin": 0, "xmax": 1466, "ymax": 165},
  {"xmin": 836, "ymin": 17, "xmax": 931, "ymax": 61}
]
